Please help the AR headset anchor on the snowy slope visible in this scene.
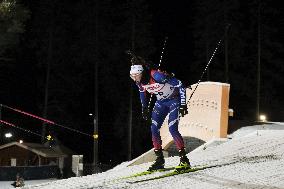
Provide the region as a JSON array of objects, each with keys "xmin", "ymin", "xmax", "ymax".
[
  {"xmin": 0, "ymin": 179, "xmax": 57, "ymax": 189},
  {"xmin": 22, "ymin": 123, "xmax": 284, "ymax": 189}
]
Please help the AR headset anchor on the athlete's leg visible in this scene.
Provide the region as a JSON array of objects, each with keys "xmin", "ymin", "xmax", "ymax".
[
  {"xmin": 150, "ymin": 101, "xmax": 168, "ymax": 149},
  {"xmin": 167, "ymin": 99, "xmax": 191, "ymax": 170},
  {"xmin": 167, "ymin": 99, "xmax": 185, "ymax": 150}
]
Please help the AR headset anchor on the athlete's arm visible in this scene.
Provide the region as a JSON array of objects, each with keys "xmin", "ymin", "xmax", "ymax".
[
  {"xmin": 151, "ymin": 70, "xmax": 169, "ymax": 84},
  {"xmin": 168, "ymin": 78, "xmax": 186, "ymax": 106},
  {"xmin": 136, "ymin": 81, "xmax": 148, "ymax": 108}
]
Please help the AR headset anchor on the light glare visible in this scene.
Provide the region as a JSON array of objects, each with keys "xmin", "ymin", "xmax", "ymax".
[
  {"xmin": 259, "ymin": 115, "xmax": 266, "ymax": 122},
  {"xmin": 5, "ymin": 133, "xmax": 12, "ymax": 138}
]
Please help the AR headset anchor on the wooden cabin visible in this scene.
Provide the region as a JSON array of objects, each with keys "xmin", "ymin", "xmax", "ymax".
[{"xmin": 0, "ymin": 141, "xmax": 68, "ymax": 167}]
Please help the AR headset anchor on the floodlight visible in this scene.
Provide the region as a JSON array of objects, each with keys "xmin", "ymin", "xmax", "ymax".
[
  {"xmin": 259, "ymin": 114, "xmax": 266, "ymax": 122},
  {"xmin": 5, "ymin": 133, "xmax": 12, "ymax": 138}
]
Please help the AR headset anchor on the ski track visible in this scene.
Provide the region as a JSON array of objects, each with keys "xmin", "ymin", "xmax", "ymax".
[{"xmin": 22, "ymin": 124, "xmax": 284, "ymax": 189}]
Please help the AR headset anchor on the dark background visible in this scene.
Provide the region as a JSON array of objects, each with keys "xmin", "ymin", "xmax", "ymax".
[{"xmin": 0, "ymin": 0, "xmax": 283, "ymax": 167}]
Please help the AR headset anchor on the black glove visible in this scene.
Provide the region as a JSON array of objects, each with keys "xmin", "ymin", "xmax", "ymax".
[
  {"xmin": 142, "ymin": 106, "xmax": 150, "ymax": 120},
  {"xmin": 179, "ymin": 104, "xmax": 188, "ymax": 117}
]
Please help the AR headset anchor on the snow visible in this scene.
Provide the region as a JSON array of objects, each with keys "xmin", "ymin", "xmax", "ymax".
[
  {"xmin": 228, "ymin": 122, "xmax": 284, "ymax": 139},
  {"xmin": 0, "ymin": 179, "xmax": 57, "ymax": 189},
  {"xmin": 7, "ymin": 123, "xmax": 284, "ymax": 188}
]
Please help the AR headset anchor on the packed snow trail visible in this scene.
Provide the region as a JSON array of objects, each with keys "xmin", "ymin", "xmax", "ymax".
[{"xmin": 22, "ymin": 123, "xmax": 284, "ymax": 189}]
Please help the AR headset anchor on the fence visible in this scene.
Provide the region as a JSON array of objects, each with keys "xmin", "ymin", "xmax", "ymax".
[{"xmin": 0, "ymin": 165, "xmax": 60, "ymax": 181}]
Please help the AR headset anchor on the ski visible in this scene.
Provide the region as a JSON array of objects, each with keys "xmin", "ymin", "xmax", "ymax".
[
  {"xmin": 120, "ymin": 167, "xmax": 176, "ymax": 180},
  {"xmin": 116, "ymin": 161, "xmax": 237, "ymax": 184},
  {"xmin": 127, "ymin": 166, "xmax": 209, "ymax": 183}
]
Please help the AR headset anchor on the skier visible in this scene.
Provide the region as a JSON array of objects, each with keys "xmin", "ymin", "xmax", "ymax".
[
  {"xmin": 11, "ymin": 173, "xmax": 25, "ymax": 188},
  {"xmin": 129, "ymin": 55, "xmax": 191, "ymax": 171}
]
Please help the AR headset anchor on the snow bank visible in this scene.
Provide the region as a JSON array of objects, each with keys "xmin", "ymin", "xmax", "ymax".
[
  {"xmin": 229, "ymin": 123, "xmax": 284, "ymax": 139},
  {"xmin": 22, "ymin": 123, "xmax": 284, "ymax": 189}
]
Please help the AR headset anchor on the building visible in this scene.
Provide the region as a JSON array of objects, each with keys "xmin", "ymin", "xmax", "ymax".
[{"xmin": 0, "ymin": 141, "xmax": 74, "ymax": 180}]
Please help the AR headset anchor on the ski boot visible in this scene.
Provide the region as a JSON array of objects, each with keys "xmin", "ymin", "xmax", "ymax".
[
  {"xmin": 175, "ymin": 148, "xmax": 191, "ymax": 173},
  {"xmin": 147, "ymin": 149, "xmax": 165, "ymax": 171}
]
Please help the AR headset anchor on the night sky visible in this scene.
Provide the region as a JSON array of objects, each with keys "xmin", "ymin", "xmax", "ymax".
[{"xmin": 0, "ymin": 0, "xmax": 283, "ymax": 167}]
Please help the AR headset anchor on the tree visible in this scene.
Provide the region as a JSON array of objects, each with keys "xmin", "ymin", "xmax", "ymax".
[
  {"xmin": 191, "ymin": 0, "xmax": 284, "ymax": 121},
  {"xmin": 248, "ymin": 0, "xmax": 284, "ymax": 120},
  {"xmin": 91, "ymin": 0, "xmax": 155, "ymax": 161},
  {"xmin": 19, "ymin": 0, "xmax": 98, "ymax": 152},
  {"xmin": 0, "ymin": 0, "xmax": 29, "ymax": 99},
  {"xmin": 0, "ymin": 0, "xmax": 29, "ymax": 57}
]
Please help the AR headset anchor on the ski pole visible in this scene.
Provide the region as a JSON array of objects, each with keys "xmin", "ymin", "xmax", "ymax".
[
  {"xmin": 147, "ymin": 36, "xmax": 168, "ymax": 111},
  {"xmin": 187, "ymin": 24, "xmax": 231, "ymax": 104},
  {"xmin": 158, "ymin": 36, "xmax": 168, "ymax": 67}
]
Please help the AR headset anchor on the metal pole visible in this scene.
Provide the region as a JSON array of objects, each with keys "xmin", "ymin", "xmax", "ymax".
[
  {"xmin": 128, "ymin": 88, "xmax": 133, "ymax": 160},
  {"xmin": 225, "ymin": 25, "xmax": 229, "ymax": 83},
  {"xmin": 128, "ymin": 0, "xmax": 136, "ymax": 160},
  {"xmin": 93, "ymin": 117, "xmax": 98, "ymax": 172},
  {"xmin": 0, "ymin": 104, "xmax": 2, "ymax": 144},
  {"xmin": 224, "ymin": 2, "xmax": 229, "ymax": 83},
  {"xmin": 93, "ymin": 0, "xmax": 99, "ymax": 173},
  {"xmin": 256, "ymin": 1, "xmax": 261, "ymax": 120},
  {"xmin": 42, "ymin": 2, "xmax": 54, "ymax": 143}
]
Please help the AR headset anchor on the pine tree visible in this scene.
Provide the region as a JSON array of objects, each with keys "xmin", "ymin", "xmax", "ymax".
[
  {"xmin": 191, "ymin": 0, "xmax": 283, "ymax": 120},
  {"xmin": 0, "ymin": 0, "xmax": 29, "ymax": 99},
  {"xmin": 0, "ymin": 0, "xmax": 29, "ymax": 57},
  {"xmin": 92, "ymin": 0, "xmax": 155, "ymax": 161}
]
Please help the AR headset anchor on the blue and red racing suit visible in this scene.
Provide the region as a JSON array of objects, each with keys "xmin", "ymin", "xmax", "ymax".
[{"xmin": 136, "ymin": 69, "xmax": 186, "ymax": 150}]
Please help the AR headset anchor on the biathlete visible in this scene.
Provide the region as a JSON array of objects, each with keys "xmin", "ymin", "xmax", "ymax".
[{"xmin": 129, "ymin": 56, "xmax": 191, "ymax": 171}]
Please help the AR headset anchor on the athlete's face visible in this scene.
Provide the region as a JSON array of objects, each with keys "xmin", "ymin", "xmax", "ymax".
[{"xmin": 130, "ymin": 73, "xmax": 142, "ymax": 82}]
